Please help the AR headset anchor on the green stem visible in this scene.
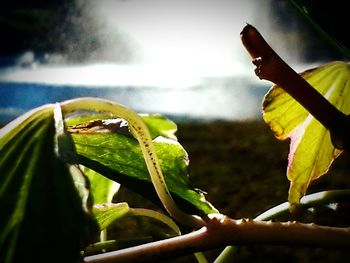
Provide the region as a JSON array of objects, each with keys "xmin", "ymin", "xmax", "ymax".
[
  {"xmin": 100, "ymin": 230, "xmax": 107, "ymax": 242},
  {"xmin": 194, "ymin": 252, "xmax": 208, "ymax": 263},
  {"xmin": 128, "ymin": 208, "xmax": 181, "ymax": 235},
  {"xmin": 213, "ymin": 246, "xmax": 238, "ymax": 263},
  {"xmin": 59, "ymin": 97, "xmax": 206, "ymax": 228},
  {"xmin": 288, "ymin": 0, "xmax": 350, "ymax": 59},
  {"xmin": 255, "ymin": 189, "xmax": 350, "ymax": 220}
]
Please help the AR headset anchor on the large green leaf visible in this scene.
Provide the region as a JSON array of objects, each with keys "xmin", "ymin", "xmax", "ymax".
[
  {"xmin": 263, "ymin": 61, "xmax": 350, "ymax": 204},
  {"xmin": 65, "ymin": 114, "xmax": 217, "ymax": 215},
  {"xmin": 0, "ymin": 105, "xmax": 99, "ymax": 263}
]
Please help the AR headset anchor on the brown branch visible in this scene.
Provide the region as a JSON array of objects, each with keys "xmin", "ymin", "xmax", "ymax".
[
  {"xmin": 84, "ymin": 217, "xmax": 350, "ymax": 263},
  {"xmin": 240, "ymin": 24, "xmax": 350, "ymax": 151}
]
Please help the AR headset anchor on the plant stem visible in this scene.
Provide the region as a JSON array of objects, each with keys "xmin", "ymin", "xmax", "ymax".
[
  {"xmin": 194, "ymin": 252, "xmax": 208, "ymax": 263},
  {"xmin": 215, "ymin": 189, "xmax": 350, "ymax": 263},
  {"xmin": 240, "ymin": 24, "xmax": 350, "ymax": 151},
  {"xmin": 255, "ymin": 189, "xmax": 350, "ymax": 221},
  {"xmin": 288, "ymin": 0, "xmax": 350, "ymax": 59},
  {"xmin": 84, "ymin": 216, "xmax": 350, "ymax": 263},
  {"xmin": 60, "ymin": 97, "xmax": 206, "ymax": 228}
]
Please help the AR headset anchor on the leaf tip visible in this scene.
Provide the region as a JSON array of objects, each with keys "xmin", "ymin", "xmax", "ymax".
[{"xmin": 288, "ymin": 181, "xmax": 308, "ymax": 206}]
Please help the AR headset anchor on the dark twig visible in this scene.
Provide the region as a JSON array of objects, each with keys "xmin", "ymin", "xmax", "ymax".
[{"xmin": 240, "ymin": 24, "xmax": 350, "ymax": 151}]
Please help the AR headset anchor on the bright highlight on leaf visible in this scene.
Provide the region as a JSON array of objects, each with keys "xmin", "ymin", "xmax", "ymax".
[
  {"xmin": 263, "ymin": 61, "xmax": 350, "ymax": 204},
  {"xmin": 82, "ymin": 166, "xmax": 121, "ymax": 204},
  {"xmin": 93, "ymin": 203, "xmax": 130, "ymax": 230}
]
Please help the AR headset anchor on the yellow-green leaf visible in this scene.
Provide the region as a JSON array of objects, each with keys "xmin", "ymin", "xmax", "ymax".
[
  {"xmin": 263, "ymin": 61, "xmax": 350, "ymax": 204},
  {"xmin": 93, "ymin": 203, "xmax": 130, "ymax": 230},
  {"xmin": 83, "ymin": 166, "xmax": 120, "ymax": 204}
]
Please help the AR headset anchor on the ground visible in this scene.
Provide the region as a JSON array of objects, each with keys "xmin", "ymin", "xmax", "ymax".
[{"xmin": 173, "ymin": 120, "xmax": 350, "ymax": 262}]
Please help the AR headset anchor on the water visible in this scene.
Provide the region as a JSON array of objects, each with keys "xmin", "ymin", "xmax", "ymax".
[{"xmin": 0, "ymin": 65, "xmax": 270, "ymax": 124}]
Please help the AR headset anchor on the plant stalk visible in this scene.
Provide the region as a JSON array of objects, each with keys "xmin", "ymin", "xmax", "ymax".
[
  {"xmin": 215, "ymin": 189, "xmax": 350, "ymax": 263},
  {"xmin": 84, "ymin": 217, "xmax": 350, "ymax": 263},
  {"xmin": 59, "ymin": 97, "xmax": 206, "ymax": 228},
  {"xmin": 240, "ymin": 24, "xmax": 350, "ymax": 151},
  {"xmin": 288, "ymin": 0, "xmax": 350, "ymax": 59}
]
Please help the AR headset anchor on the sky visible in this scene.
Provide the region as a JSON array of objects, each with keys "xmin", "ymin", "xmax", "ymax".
[
  {"xmin": 1, "ymin": 0, "xmax": 281, "ymax": 86},
  {"xmin": 84, "ymin": 0, "xmax": 271, "ymax": 77},
  {"xmin": 2, "ymin": 0, "xmax": 327, "ymax": 88}
]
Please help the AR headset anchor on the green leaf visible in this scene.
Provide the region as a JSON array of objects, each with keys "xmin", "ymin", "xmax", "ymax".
[
  {"xmin": 93, "ymin": 202, "xmax": 180, "ymax": 235},
  {"xmin": 0, "ymin": 105, "xmax": 99, "ymax": 263},
  {"xmin": 66, "ymin": 115, "xmax": 217, "ymax": 215},
  {"xmin": 93, "ymin": 203, "xmax": 130, "ymax": 230},
  {"xmin": 82, "ymin": 166, "xmax": 120, "ymax": 204},
  {"xmin": 141, "ymin": 114, "xmax": 178, "ymax": 140},
  {"xmin": 263, "ymin": 61, "xmax": 350, "ymax": 204},
  {"xmin": 89, "ymin": 203, "xmax": 180, "ymax": 254}
]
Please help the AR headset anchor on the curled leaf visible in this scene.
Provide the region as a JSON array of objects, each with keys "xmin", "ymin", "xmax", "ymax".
[{"xmin": 263, "ymin": 61, "xmax": 350, "ymax": 204}]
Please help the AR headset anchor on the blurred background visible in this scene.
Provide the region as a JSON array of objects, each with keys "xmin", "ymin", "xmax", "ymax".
[{"xmin": 0, "ymin": 0, "xmax": 348, "ymax": 123}]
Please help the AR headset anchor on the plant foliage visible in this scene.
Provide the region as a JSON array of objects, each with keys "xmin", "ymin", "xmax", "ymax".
[
  {"xmin": 263, "ymin": 61, "xmax": 350, "ymax": 204},
  {"xmin": 0, "ymin": 101, "xmax": 216, "ymax": 262}
]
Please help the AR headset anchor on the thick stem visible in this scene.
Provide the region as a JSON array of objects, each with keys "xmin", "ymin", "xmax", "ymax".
[
  {"xmin": 240, "ymin": 24, "xmax": 350, "ymax": 151},
  {"xmin": 215, "ymin": 189, "xmax": 350, "ymax": 263},
  {"xmin": 84, "ymin": 217, "xmax": 350, "ymax": 263}
]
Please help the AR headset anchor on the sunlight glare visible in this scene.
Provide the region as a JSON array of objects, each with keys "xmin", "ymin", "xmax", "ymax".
[
  {"xmin": 0, "ymin": 64, "xmax": 201, "ymax": 88},
  {"xmin": 92, "ymin": 0, "xmax": 254, "ymax": 78}
]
